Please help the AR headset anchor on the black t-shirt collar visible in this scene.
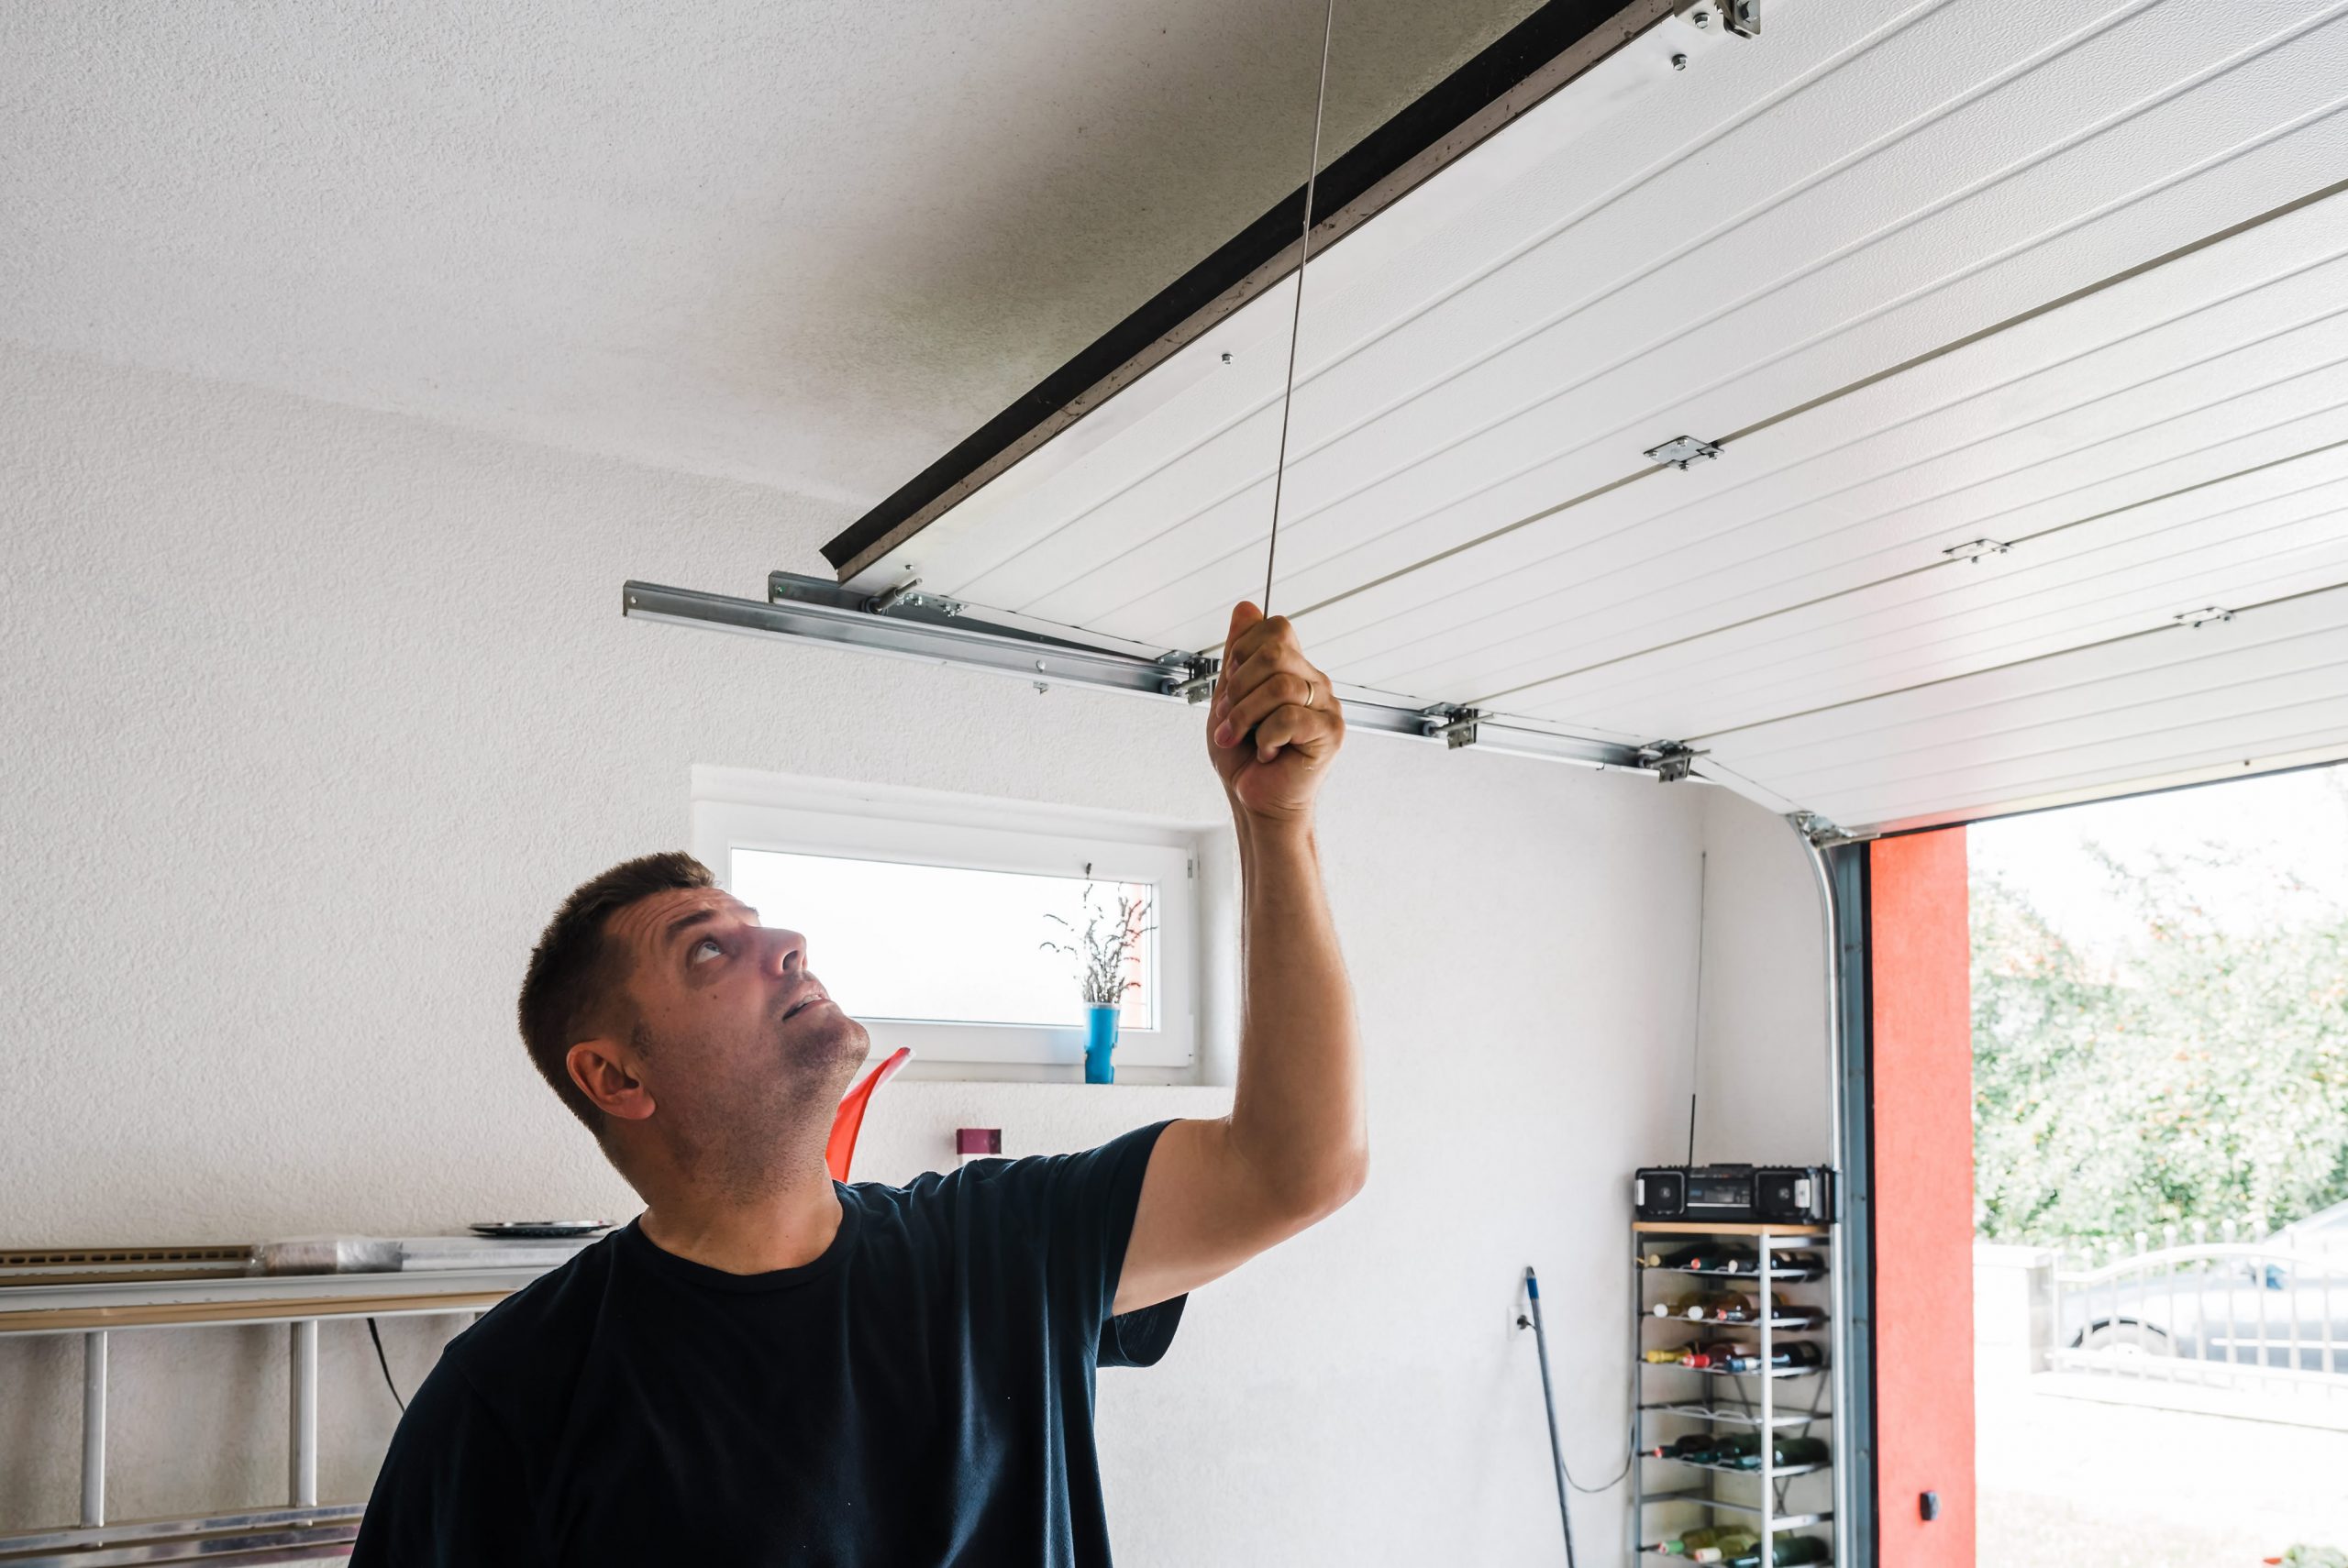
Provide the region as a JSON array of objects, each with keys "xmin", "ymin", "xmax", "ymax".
[{"xmin": 617, "ymin": 1184, "xmax": 861, "ymax": 1293}]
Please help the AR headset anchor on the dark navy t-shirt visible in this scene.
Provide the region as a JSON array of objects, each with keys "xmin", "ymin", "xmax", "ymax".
[{"xmin": 349, "ymin": 1120, "xmax": 1185, "ymax": 1567}]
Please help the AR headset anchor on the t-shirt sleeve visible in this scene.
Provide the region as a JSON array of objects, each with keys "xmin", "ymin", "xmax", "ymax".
[
  {"xmin": 973, "ymin": 1117, "xmax": 1186, "ymax": 1369},
  {"xmin": 349, "ymin": 1353, "xmax": 545, "ymax": 1568}
]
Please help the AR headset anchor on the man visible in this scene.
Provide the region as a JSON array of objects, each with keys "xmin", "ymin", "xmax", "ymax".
[{"xmin": 350, "ymin": 601, "xmax": 1364, "ymax": 1566}]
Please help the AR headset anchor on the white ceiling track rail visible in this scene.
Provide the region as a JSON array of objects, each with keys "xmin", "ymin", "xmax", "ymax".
[{"xmin": 622, "ymin": 575, "xmax": 1662, "ymax": 776}]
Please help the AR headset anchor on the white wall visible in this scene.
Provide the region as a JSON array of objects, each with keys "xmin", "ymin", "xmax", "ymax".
[
  {"xmin": 1690, "ymin": 787, "xmax": 1836, "ymax": 1167},
  {"xmin": 1, "ymin": 342, "xmax": 1777, "ymax": 1563}
]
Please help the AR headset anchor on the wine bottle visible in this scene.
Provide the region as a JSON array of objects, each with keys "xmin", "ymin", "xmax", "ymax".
[
  {"xmin": 1641, "ymin": 1433, "xmax": 1719, "ymax": 1462},
  {"xmin": 1650, "ymin": 1290, "xmax": 1754, "ymax": 1320},
  {"xmin": 1691, "ymin": 1244, "xmax": 1760, "ymax": 1274},
  {"xmin": 1726, "ymin": 1436, "xmax": 1830, "ymax": 1470},
  {"xmin": 1644, "ymin": 1242, "xmax": 1758, "ymax": 1273},
  {"xmin": 1704, "ymin": 1434, "xmax": 1761, "ymax": 1466},
  {"xmin": 1687, "ymin": 1529, "xmax": 1760, "ymax": 1562},
  {"xmin": 1642, "ymin": 1345, "xmax": 1722, "ymax": 1368},
  {"xmin": 1718, "ymin": 1535, "xmax": 1830, "ymax": 1567},
  {"xmin": 1764, "ymin": 1306, "xmax": 1828, "ymax": 1330},
  {"xmin": 1708, "ymin": 1340, "xmax": 1824, "ymax": 1373},
  {"xmin": 1645, "ymin": 1526, "xmax": 1743, "ymax": 1557},
  {"xmin": 1649, "ymin": 1291, "xmax": 1760, "ymax": 1322}
]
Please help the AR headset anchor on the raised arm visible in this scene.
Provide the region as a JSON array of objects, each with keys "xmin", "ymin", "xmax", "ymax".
[{"xmin": 1113, "ymin": 602, "xmax": 1366, "ymax": 1315}]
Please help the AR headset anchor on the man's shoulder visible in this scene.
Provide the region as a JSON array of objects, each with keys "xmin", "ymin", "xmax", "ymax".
[{"xmin": 432, "ymin": 1228, "xmax": 621, "ymax": 1413}]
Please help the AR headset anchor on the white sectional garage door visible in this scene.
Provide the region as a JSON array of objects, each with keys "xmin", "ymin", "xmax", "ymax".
[{"xmin": 829, "ymin": 0, "xmax": 2348, "ymax": 834}]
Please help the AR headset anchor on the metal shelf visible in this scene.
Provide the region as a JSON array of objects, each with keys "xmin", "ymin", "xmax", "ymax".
[
  {"xmin": 1642, "ymin": 1317, "xmax": 1829, "ymax": 1331},
  {"xmin": 1634, "ymin": 1222, "xmax": 1831, "ymax": 1237},
  {"xmin": 1641, "ymin": 1401, "xmax": 1831, "ymax": 1429},
  {"xmin": 1632, "ymin": 1215, "xmax": 1839, "ymax": 1568},
  {"xmin": 1640, "ymin": 1551, "xmax": 1831, "ymax": 1563},
  {"xmin": 1645, "ymin": 1361, "xmax": 1828, "ymax": 1379},
  {"xmin": 1638, "ymin": 1493, "xmax": 1833, "ymax": 1528},
  {"xmin": 1644, "ymin": 1459, "xmax": 1830, "ymax": 1479}
]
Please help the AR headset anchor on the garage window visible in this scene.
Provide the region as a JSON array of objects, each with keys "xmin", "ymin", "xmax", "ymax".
[{"xmin": 690, "ymin": 767, "xmax": 1199, "ymax": 1073}]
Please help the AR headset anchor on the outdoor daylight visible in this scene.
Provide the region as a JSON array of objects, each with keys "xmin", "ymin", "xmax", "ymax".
[{"xmin": 1969, "ymin": 765, "xmax": 2348, "ymax": 1564}]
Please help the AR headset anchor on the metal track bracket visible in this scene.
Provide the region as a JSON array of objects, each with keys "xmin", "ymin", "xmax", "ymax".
[
  {"xmin": 1638, "ymin": 740, "xmax": 1707, "ymax": 782},
  {"xmin": 1420, "ymin": 704, "xmax": 1482, "ymax": 749},
  {"xmin": 1789, "ymin": 810, "xmax": 1874, "ymax": 848}
]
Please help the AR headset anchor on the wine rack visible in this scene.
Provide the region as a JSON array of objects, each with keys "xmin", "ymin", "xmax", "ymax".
[{"xmin": 1631, "ymin": 1220, "xmax": 1836, "ymax": 1566}]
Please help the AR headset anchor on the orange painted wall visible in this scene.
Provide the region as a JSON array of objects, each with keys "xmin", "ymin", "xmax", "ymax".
[{"xmin": 1868, "ymin": 829, "xmax": 1976, "ymax": 1565}]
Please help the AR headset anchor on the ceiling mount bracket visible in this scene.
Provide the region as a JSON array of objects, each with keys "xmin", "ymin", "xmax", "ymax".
[
  {"xmin": 863, "ymin": 576, "xmax": 966, "ymax": 619},
  {"xmin": 1162, "ymin": 656, "xmax": 1222, "ymax": 704},
  {"xmin": 1638, "ymin": 741, "xmax": 1708, "ymax": 782},
  {"xmin": 1789, "ymin": 810, "xmax": 1872, "ymax": 848},
  {"xmin": 1420, "ymin": 704, "xmax": 1483, "ymax": 749},
  {"xmin": 1644, "ymin": 435, "xmax": 1723, "ymax": 470}
]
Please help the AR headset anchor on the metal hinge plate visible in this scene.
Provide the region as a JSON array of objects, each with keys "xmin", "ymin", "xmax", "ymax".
[{"xmin": 1644, "ymin": 435, "xmax": 1723, "ymax": 470}]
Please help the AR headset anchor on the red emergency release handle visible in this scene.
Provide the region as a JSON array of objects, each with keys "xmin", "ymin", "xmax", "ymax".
[{"xmin": 825, "ymin": 1046, "xmax": 912, "ymax": 1182}]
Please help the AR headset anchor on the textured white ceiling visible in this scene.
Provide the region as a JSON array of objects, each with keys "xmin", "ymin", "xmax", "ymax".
[
  {"xmin": 851, "ymin": 0, "xmax": 2348, "ymax": 833},
  {"xmin": 0, "ymin": 0, "xmax": 1539, "ymax": 505}
]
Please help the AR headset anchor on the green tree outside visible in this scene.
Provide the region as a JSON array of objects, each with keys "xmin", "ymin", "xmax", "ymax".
[{"xmin": 1971, "ymin": 819, "xmax": 2348, "ymax": 1249}]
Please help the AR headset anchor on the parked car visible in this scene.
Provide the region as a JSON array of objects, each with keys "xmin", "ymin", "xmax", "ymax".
[{"xmin": 2058, "ymin": 1199, "xmax": 2348, "ymax": 1374}]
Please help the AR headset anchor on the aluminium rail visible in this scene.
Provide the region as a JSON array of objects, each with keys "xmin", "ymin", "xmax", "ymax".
[{"xmin": 0, "ymin": 1266, "xmax": 558, "ymax": 1568}]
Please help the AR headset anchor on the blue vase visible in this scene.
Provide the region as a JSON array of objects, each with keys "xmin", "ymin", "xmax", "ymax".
[{"xmin": 1083, "ymin": 1003, "xmax": 1119, "ymax": 1084}]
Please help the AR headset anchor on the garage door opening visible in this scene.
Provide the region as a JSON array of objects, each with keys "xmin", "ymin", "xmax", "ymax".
[{"xmin": 1964, "ymin": 765, "xmax": 2348, "ymax": 1562}]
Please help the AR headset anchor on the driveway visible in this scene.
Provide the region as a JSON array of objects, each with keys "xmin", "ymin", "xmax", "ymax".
[{"xmin": 1977, "ymin": 1371, "xmax": 2348, "ymax": 1564}]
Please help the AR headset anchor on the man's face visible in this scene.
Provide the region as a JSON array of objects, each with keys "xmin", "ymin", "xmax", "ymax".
[{"xmin": 598, "ymin": 886, "xmax": 870, "ymax": 1155}]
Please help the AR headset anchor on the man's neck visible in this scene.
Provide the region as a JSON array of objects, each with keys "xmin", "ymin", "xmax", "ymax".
[{"xmin": 637, "ymin": 1163, "xmax": 845, "ymax": 1276}]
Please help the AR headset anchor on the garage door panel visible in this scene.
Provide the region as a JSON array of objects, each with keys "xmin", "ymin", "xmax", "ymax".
[
  {"xmin": 1368, "ymin": 476, "xmax": 2348, "ymax": 712},
  {"xmin": 1335, "ymin": 326, "xmax": 2348, "ymax": 695},
  {"xmin": 1278, "ymin": 244, "xmax": 2348, "ymax": 683},
  {"xmin": 833, "ymin": 0, "xmax": 2348, "ymax": 833},
  {"xmin": 1678, "ymin": 580, "xmax": 2348, "ymax": 759},
  {"xmin": 906, "ymin": 0, "xmax": 1878, "ymax": 604},
  {"xmin": 1149, "ymin": 108, "xmax": 2348, "ymax": 661},
  {"xmin": 941, "ymin": 0, "xmax": 2184, "ymax": 614},
  {"xmin": 1733, "ymin": 619, "xmax": 2348, "ymax": 785},
  {"xmin": 1472, "ymin": 469, "xmax": 2348, "ymax": 722},
  {"xmin": 1750, "ymin": 627, "xmax": 2348, "ymax": 798},
  {"xmin": 1590, "ymin": 512, "xmax": 2348, "ymax": 737},
  {"xmin": 1509, "ymin": 528, "xmax": 2348, "ymax": 739},
  {"xmin": 937, "ymin": 4, "xmax": 2348, "ymax": 644},
  {"xmin": 1804, "ymin": 695, "xmax": 2348, "ymax": 827}
]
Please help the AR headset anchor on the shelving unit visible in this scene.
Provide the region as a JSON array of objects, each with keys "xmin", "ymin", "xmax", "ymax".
[
  {"xmin": 1631, "ymin": 1220, "xmax": 1835, "ymax": 1566},
  {"xmin": 0, "ymin": 1265, "xmax": 552, "ymax": 1567}
]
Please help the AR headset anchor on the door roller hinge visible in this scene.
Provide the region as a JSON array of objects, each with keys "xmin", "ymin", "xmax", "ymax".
[
  {"xmin": 1420, "ymin": 704, "xmax": 1482, "ymax": 749},
  {"xmin": 1638, "ymin": 741, "xmax": 1707, "ymax": 782}
]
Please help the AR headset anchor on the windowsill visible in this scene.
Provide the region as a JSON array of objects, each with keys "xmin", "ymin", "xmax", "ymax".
[
  {"xmin": 879, "ymin": 1053, "xmax": 1215, "ymax": 1088},
  {"xmin": 844, "ymin": 1080, "xmax": 1235, "ymax": 1182}
]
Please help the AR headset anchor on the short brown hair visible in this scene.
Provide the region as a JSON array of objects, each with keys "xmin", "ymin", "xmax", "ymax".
[{"xmin": 517, "ymin": 852, "xmax": 714, "ymax": 1137}]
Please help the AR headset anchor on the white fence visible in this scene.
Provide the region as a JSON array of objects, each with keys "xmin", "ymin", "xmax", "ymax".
[{"xmin": 2040, "ymin": 1224, "xmax": 2348, "ymax": 1416}]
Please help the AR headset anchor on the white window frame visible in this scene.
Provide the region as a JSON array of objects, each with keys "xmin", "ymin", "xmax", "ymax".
[{"xmin": 690, "ymin": 766, "xmax": 1199, "ymax": 1071}]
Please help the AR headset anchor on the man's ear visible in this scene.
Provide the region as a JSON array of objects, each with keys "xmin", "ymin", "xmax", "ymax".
[{"xmin": 567, "ymin": 1038, "xmax": 656, "ymax": 1125}]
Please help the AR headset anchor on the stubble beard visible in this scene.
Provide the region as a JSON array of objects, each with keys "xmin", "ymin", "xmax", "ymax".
[{"xmin": 649, "ymin": 1007, "xmax": 870, "ymax": 1203}]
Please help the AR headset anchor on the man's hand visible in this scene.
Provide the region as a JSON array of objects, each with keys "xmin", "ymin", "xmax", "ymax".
[
  {"xmin": 1112, "ymin": 602, "xmax": 1364, "ymax": 1317},
  {"xmin": 1206, "ymin": 602, "xmax": 1344, "ymax": 823}
]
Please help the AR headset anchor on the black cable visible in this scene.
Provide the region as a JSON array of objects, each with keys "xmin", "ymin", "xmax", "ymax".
[{"xmin": 366, "ymin": 1315, "xmax": 407, "ymax": 1413}]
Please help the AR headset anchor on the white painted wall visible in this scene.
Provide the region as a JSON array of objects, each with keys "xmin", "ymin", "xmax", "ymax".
[
  {"xmin": 0, "ymin": 342, "xmax": 1790, "ymax": 1564},
  {"xmin": 1694, "ymin": 787, "xmax": 1835, "ymax": 1165}
]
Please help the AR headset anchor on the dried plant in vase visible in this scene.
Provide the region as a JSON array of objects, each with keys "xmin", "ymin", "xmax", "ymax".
[{"xmin": 1039, "ymin": 883, "xmax": 1156, "ymax": 1083}]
